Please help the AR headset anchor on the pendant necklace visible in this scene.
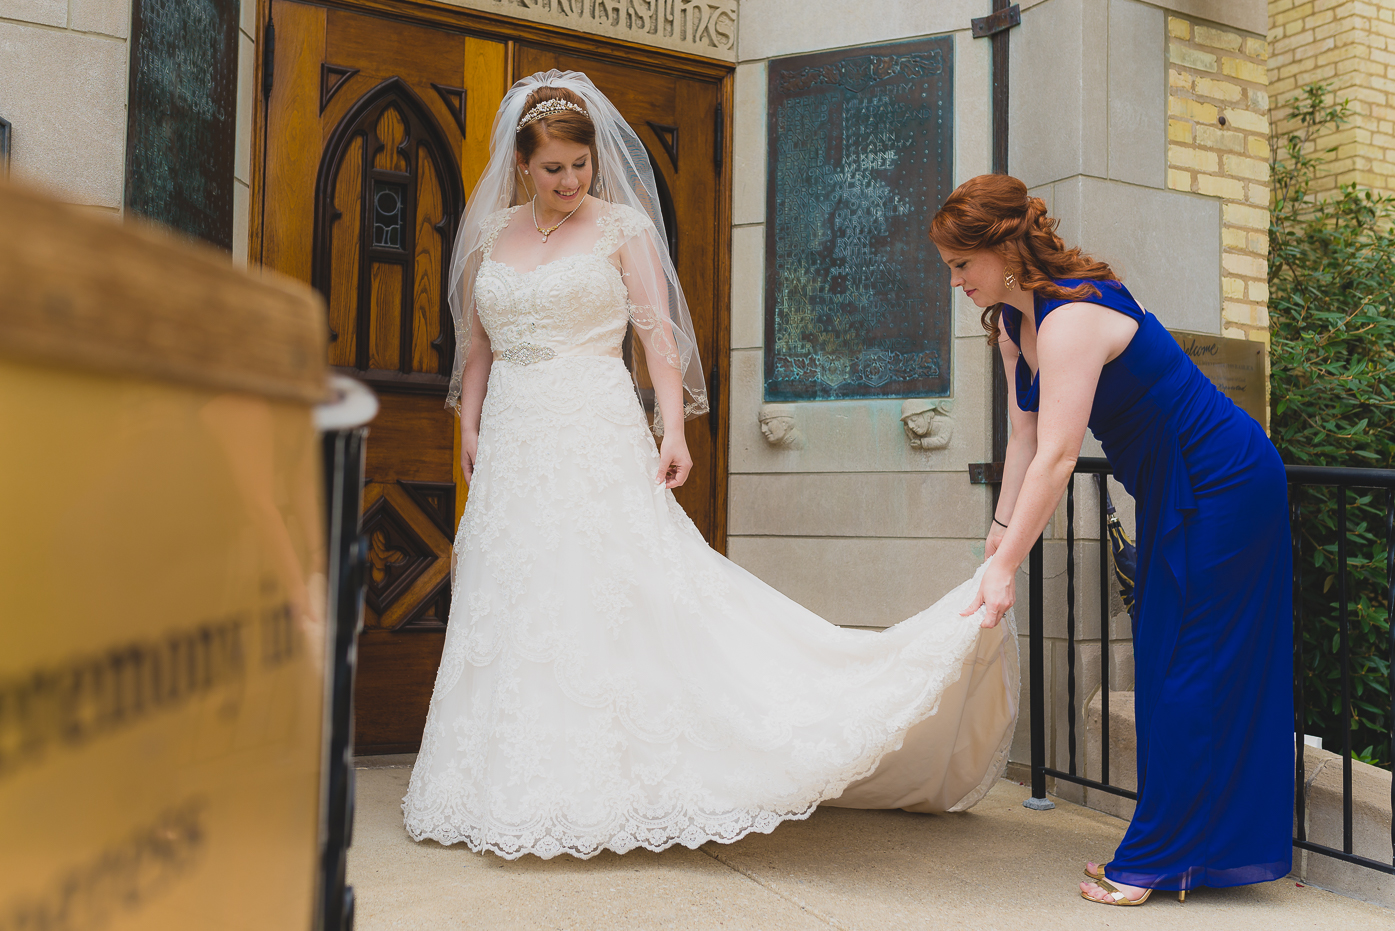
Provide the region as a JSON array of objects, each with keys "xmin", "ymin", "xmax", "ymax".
[{"xmin": 532, "ymin": 193, "xmax": 586, "ymax": 243}]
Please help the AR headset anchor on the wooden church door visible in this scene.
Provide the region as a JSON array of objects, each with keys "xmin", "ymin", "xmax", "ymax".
[{"xmin": 256, "ymin": 0, "xmax": 505, "ymax": 753}]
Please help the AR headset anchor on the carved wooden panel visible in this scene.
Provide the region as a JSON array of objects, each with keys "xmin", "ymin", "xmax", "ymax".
[
  {"xmin": 327, "ymin": 135, "xmax": 363, "ymax": 367},
  {"xmin": 413, "ymin": 150, "xmax": 446, "ymax": 373},
  {"xmin": 321, "ymin": 64, "xmax": 359, "ymax": 113},
  {"xmin": 401, "ymin": 480, "xmax": 457, "ymax": 537},
  {"xmin": 313, "ymin": 78, "xmax": 464, "ymax": 389},
  {"xmin": 359, "ymin": 482, "xmax": 452, "ymax": 630}
]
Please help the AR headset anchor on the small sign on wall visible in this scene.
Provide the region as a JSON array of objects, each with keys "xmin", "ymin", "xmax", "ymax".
[{"xmin": 1170, "ymin": 329, "xmax": 1268, "ymax": 426}]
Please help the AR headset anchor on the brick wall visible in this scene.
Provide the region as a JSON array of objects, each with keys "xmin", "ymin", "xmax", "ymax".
[
  {"xmin": 1269, "ymin": 0, "xmax": 1395, "ymax": 196},
  {"xmin": 1166, "ymin": 16, "xmax": 1272, "ymax": 345}
]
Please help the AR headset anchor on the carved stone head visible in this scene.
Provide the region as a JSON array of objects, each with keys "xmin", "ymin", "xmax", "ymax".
[
  {"xmin": 758, "ymin": 404, "xmax": 802, "ymax": 449},
  {"xmin": 900, "ymin": 398, "xmax": 954, "ymax": 450}
]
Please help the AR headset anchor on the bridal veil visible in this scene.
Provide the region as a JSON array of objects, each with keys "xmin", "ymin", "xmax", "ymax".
[{"xmin": 444, "ymin": 69, "xmax": 709, "ymax": 430}]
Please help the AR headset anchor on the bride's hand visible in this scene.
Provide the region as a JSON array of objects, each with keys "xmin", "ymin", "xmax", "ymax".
[
  {"xmin": 960, "ymin": 559, "xmax": 1016, "ymax": 629},
  {"xmin": 657, "ymin": 433, "xmax": 693, "ymax": 488},
  {"xmin": 461, "ymin": 430, "xmax": 479, "ymax": 485}
]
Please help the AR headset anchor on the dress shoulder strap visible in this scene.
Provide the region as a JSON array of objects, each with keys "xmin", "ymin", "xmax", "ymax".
[
  {"xmin": 593, "ymin": 202, "xmax": 656, "ymax": 257},
  {"xmin": 479, "ymin": 206, "xmax": 519, "ymax": 261},
  {"xmin": 1035, "ymin": 279, "xmax": 1146, "ymax": 327}
]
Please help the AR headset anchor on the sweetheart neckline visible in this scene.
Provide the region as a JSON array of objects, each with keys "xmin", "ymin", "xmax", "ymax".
[{"xmin": 481, "ymin": 253, "xmax": 612, "ymax": 277}]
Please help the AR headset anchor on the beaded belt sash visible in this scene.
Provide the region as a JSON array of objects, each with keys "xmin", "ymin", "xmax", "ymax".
[
  {"xmin": 492, "ymin": 343, "xmax": 622, "ymax": 365},
  {"xmin": 496, "ymin": 344, "xmax": 556, "ymax": 365}
]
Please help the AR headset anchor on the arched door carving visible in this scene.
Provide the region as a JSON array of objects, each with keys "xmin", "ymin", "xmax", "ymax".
[{"xmin": 312, "ymin": 77, "xmax": 465, "ymax": 389}]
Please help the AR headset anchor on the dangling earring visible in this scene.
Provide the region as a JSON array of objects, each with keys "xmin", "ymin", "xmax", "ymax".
[{"xmin": 1003, "ymin": 269, "xmax": 1017, "ymax": 291}]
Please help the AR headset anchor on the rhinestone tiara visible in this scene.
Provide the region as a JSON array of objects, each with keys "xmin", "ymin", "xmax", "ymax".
[{"xmin": 516, "ymin": 98, "xmax": 590, "ymax": 132}]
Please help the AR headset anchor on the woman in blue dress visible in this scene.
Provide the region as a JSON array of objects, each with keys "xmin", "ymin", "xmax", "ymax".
[{"xmin": 930, "ymin": 174, "xmax": 1293, "ymax": 905}]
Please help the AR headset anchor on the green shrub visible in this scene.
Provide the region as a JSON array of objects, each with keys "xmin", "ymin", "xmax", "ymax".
[{"xmin": 1269, "ymin": 84, "xmax": 1395, "ymax": 769}]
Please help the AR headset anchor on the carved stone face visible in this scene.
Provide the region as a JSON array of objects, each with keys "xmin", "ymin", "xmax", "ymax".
[
  {"xmin": 902, "ymin": 411, "xmax": 935, "ymax": 438},
  {"xmin": 760, "ymin": 416, "xmax": 794, "ymax": 444}
]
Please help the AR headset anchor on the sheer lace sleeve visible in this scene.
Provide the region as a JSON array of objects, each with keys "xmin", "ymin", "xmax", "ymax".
[{"xmin": 600, "ymin": 204, "xmax": 709, "ymax": 431}]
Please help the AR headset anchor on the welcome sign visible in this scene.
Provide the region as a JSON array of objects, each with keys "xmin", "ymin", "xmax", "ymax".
[{"xmin": 1170, "ymin": 329, "xmax": 1268, "ymax": 426}]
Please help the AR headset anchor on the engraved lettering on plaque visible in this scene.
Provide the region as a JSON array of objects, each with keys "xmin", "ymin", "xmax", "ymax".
[
  {"xmin": 1170, "ymin": 329, "xmax": 1268, "ymax": 425},
  {"xmin": 764, "ymin": 37, "xmax": 954, "ymax": 402},
  {"xmin": 434, "ymin": 0, "xmax": 736, "ymax": 59}
]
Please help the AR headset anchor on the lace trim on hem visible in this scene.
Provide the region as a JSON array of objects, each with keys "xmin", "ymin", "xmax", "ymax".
[
  {"xmin": 402, "ymin": 604, "xmax": 1014, "ymax": 860},
  {"xmin": 402, "ymin": 802, "xmax": 816, "ymax": 861}
]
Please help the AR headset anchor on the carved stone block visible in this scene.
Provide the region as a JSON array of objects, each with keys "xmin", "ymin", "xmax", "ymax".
[
  {"xmin": 900, "ymin": 398, "xmax": 953, "ymax": 450},
  {"xmin": 758, "ymin": 403, "xmax": 803, "ymax": 449}
]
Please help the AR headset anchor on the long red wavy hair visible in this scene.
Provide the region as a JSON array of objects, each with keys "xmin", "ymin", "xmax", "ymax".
[{"xmin": 929, "ymin": 174, "xmax": 1117, "ymax": 344}]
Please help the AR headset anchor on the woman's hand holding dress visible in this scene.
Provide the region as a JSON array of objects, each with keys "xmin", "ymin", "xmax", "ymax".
[{"xmin": 961, "ymin": 558, "xmax": 1017, "ymax": 629}]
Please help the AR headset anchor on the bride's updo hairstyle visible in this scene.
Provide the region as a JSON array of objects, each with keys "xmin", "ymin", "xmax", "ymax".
[
  {"xmin": 515, "ymin": 86, "xmax": 600, "ymax": 196},
  {"xmin": 929, "ymin": 174, "xmax": 1117, "ymax": 344}
]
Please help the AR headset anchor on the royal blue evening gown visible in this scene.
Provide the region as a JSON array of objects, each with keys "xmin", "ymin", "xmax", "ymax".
[{"xmin": 1003, "ymin": 279, "xmax": 1293, "ymax": 891}]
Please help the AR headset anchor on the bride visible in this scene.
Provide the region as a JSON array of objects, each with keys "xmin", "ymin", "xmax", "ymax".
[{"xmin": 401, "ymin": 70, "xmax": 1020, "ymax": 860}]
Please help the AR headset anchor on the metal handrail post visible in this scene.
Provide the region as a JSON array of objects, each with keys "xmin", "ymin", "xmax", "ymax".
[
  {"xmin": 1338, "ymin": 492, "xmax": 1353, "ymax": 854},
  {"xmin": 1066, "ymin": 478, "xmax": 1077, "ymax": 776},
  {"xmin": 1097, "ymin": 473, "xmax": 1110, "ymax": 786},
  {"xmin": 1025, "ymin": 534, "xmax": 1054, "ymax": 810},
  {"xmin": 1386, "ymin": 488, "xmax": 1395, "ymax": 867}
]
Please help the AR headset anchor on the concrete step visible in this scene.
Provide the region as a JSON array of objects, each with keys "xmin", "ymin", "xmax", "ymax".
[{"xmin": 1082, "ymin": 689, "xmax": 1395, "ymax": 908}]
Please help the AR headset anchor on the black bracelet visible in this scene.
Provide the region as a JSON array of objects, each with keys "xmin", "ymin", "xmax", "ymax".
[{"xmin": 992, "ymin": 517, "xmax": 1009, "ymax": 529}]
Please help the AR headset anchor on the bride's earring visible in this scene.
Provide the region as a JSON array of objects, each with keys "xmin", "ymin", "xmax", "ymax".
[{"xmin": 1003, "ymin": 269, "xmax": 1017, "ymax": 291}]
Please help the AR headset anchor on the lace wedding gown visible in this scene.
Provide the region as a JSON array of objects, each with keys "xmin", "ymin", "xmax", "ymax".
[{"xmin": 401, "ymin": 203, "xmax": 1020, "ymax": 859}]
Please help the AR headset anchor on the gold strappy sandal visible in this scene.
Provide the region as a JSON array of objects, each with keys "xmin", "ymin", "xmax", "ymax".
[
  {"xmin": 1081, "ymin": 878, "xmax": 1186, "ymax": 906},
  {"xmin": 1084, "ymin": 861, "xmax": 1108, "ymax": 881}
]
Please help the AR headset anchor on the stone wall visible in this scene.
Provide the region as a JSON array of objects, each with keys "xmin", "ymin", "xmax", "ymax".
[
  {"xmin": 1270, "ymin": 0, "xmax": 1395, "ymax": 196},
  {"xmin": 0, "ymin": 0, "xmax": 131, "ymax": 213},
  {"xmin": 0, "ymin": 0, "xmax": 258, "ymax": 263},
  {"xmin": 727, "ymin": 3, "xmax": 996, "ymax": 629},
  {"xmin": 1166, "ymin": 14, "xmax": 1273, "ymax": 344},
  {"xmin": 1011, "ymin": 0, "xmax": 1226, "ymax": 337},
  {"xmin": 232, "ymin": 0, "xmax": 257, "ymax": 265}
]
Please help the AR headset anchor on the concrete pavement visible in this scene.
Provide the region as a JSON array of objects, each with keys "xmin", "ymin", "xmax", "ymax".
[{"xmin": 348, "ymin": 758, "xmax": 1390, "ymax": 930}]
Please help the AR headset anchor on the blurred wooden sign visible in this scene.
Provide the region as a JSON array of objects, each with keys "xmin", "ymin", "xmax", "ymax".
[
  {"xmin": 1169, "ymin": 329, "xmax": 1267, "ymax": 426},
  {"xmin": 0, "ymin": 180, "xmax": 328, "ymax": 930}
]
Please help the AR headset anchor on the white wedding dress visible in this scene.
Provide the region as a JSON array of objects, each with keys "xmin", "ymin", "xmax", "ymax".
[{"xmin": 401, "ymin": 203, "xmax": 1020, "ymax": 859}]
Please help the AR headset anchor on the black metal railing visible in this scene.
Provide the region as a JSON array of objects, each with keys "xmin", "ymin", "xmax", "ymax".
[{"xmin": 1024, "ymin": 456, "xmax": 1395, "ymax": 878}]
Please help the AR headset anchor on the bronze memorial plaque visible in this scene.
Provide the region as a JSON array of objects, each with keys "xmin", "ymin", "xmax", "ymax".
[
  {"xmin": 764, "ymin": 36, "xmax": 954, "ymax": 401},
  {"xmin": 1170, "ymin": 329, "xmax": 1268, "ymax": 425}
]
